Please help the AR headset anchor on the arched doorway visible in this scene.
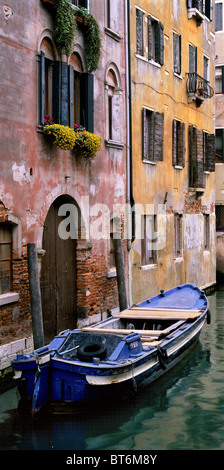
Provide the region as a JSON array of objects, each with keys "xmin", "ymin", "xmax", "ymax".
[{"xmin": 41, "ymin": 195, "xmax": 77, "ymax": 343}]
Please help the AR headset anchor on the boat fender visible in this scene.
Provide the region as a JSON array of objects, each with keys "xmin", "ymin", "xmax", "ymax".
[
  {"xmin": 127, "ymin": 323, "xmax": 135, "ymax": 330},
  {"xmin": 206, "ymin": 309, "xmax": 211, "ymax": 325},
  {"xmin": 129, "ymin": 378, "xmax": 137, "ymax": 398},
  {"xmin": 157, "ymin": 346, "xmax": 168, "ymax": 370},
  {"xmin": 77, "ymin": 343, "xmax": 107, "ymax": 363}
]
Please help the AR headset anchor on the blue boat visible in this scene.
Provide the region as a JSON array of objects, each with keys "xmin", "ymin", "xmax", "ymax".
[{"xmin": 12, "ymin": 283, "xmax": 211, "ymax": 415}]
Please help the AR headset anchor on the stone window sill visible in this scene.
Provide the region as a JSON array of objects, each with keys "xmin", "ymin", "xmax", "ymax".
[
  {"xmin": 0, "ymin": 292, "xmax": 19, "ymax": 307},
  {"xmin": 105, "ymin": 140, "xmax": 124, "ymax": 150},
  {"xmin": 107, "ymin": 268, "xmax": 117, "ymax": 278},
  {"xmin": 140, "ymin": 264, "xmax": 157, "ymax": 270},
  {"xmin": 105, "ymin": 28, "xmax": 122, "ymax": 42}
]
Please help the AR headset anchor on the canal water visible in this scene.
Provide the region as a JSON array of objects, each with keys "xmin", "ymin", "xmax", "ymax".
[{"xmin": 0, "ymin": 287, "xmax": 224, "ymax": 451}]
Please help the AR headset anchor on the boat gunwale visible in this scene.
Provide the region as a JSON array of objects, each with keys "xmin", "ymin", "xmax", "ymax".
[{"xmin": 50, "ymin": 309, "xmax": 207, "ymax": 373}]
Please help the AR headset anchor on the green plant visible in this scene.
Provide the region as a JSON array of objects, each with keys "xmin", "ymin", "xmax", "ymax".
[
  {"xmin": 73, "ymin": 129, "xmax": 102, "ymax": 159},
  {"xmin": 43, "ymin": 122, "xmax": 102, "ymax": 158},
  {"xmin": 53, "ymin": 0, "xmax": 77, "ymax": 57},
  {"xmin": 75, "ymin": 7, "xmax": 102, "ymax": 73}
]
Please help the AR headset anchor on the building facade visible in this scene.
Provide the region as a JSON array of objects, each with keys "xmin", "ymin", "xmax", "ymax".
[
  {"xmin": 0, "ymin": 0, "xmax": 127, "ymax": 345},
  {"xmin": 129, "ymin": 0, "xmax": 216, "ymax": 303},
  {"xmin": 214, "ymin": 0, "xmax": 224, "ymax": 275}
]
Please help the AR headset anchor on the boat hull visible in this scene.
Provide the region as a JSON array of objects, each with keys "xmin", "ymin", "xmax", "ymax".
[
  {"xmin": 50, "ymin": 313, "xmax": 206, "ymax": 405},
  {"xmin": 11, "ymin": 283, "xmax": 209, "ymax": 413}
]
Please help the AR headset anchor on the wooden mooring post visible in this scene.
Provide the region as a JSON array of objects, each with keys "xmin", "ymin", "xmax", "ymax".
[{"xmin": 27, "ymin": 243, "xmax": 45, "ymax": 349}]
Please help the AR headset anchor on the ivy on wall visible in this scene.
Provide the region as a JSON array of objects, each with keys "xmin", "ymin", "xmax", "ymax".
[{"xmin": 51, "ymin": 0, "xmax": 101, "ymax": 72}]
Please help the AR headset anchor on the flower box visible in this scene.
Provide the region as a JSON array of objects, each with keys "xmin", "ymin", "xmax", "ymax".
[{"xmin": 43, "ymin": 121, "xmax": 101, "ymax": 159}]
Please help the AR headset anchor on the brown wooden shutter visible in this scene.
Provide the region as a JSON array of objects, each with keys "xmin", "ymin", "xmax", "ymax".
[
  {"xmin": 206, "ymin": 134, "xmax": 215, "ymax": 172},
  {"xmin": 154, "ymin": 113, "xmax": 164, "ymax": 161},
  {"xmin": 189, "ymin": 124, "xmax": 197, "ymax": 186},
  {"xmin": 181, "ymin": 122, "xmax": 185, "ymax": 168},
  {"xmin": 197, "ymin": 129, "xmax": 204, "ymax": 187},
  {"xmin": 173, "ymin": 120, "xmax": 177, "ymax": 166},
  {"xmin": 148, "ymin": 15, "xmax": 153, "ymax": 61},
  {"xmin": 136, "ymin": 9, "xmax": 144, "ymax": 56},
  {"xmin": 159, "ymin": 23, "xmax": 164, "ymax": 66},
  {"xmin": 142, "ymin": 108, "xmax": 148, "ymax": 160}
]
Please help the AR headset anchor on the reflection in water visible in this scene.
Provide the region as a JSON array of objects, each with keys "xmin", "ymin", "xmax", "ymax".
[{"xmin": 0, "ymin": 289, "xmax": 224, "ymax": 450}]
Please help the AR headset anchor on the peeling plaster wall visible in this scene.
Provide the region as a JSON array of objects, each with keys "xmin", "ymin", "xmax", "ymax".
[
  {"xmin": 0, "ymin": 0, "xmax": 127, "ymax": 344},
  {"xmin": 130, "ymin": 0, "xmax": 216, "ymax": 303}
]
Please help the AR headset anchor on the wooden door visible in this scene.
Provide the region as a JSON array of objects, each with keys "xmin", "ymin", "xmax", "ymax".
[{"xmin": 41, "ymin": 196, "xmax": 77, "ymax": 343}]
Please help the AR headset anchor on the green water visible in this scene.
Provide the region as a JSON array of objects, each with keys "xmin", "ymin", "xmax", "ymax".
[{"xmin": 0, "ymin": 287, "xmax": 224, "ymax": 450}]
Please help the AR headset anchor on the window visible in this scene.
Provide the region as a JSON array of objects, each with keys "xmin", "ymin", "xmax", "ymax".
[
  {"xmin": 173, "ymin": 33, "xmax": 181, "ymax": 75},
  {"xmin": 215, "ymin": 2, "xmax": 223, "ymax": 30},
  {"xmin": 172, "ymin": 120, "xmax": 185, "ymax": 167},
  {"xmin": 216, "ymin": 205, "xmax": 224, "ymax": 231},
  {"xmin": 203, "ymin": 56, "xmax": 209, "ymax": 81},
  {"xmin": 215, "ymin": 128, "xmax": 224, "ymax": 162},
  {"xmin": 68, "ymin": 52, "xmax": 94, "ymax": 131},
  {"xmin": 189, "ymin": 125, "xmax": 215, "ymax": 188},
  {"xmin": 142, "ymin": 108, "xmax": 164, "ymax": 163},
  {"xmin": 204, "ymin": 0, "xmax": 213, "ymax": 20},
  {"xmin": 174, "ymin": 214, "xmax": 183, "ymax": 258},
  {"xmin": 69, "ymin": 0, "xmax": 88, "ymax": 6},
  {"xmin": 38, "ymin": 38, "xmax": 94, "ymax": 132},
  {"xmin": 0, "ymin": 224, "xmax": 13, "ymax": 295},
  {"xmin": 148, "ymin": 16, "xmax": 164, "ymax": 65},
  {"xmin": 187, "ymin": 0, "xmax": 204, "ymax": 13},
  {"xmin": 39, "ymin": 38, "xmax": 56, "ymax": 126},
  {"xmin": 136, "ymin": 9, "xmax": 144, "ymax": 56},
  {"xmin": 105, "ymin": 66, "xmax": 122, "ymax": 144},
  {"xmin": 189, "ymin": 44, "xmax": 197, "ymax": 74},
  {"xmin": 215, "ymin": 66, "xmax": 224, "ymax": 93},
  {"xmin": 203, "ymin": 214, "xmax": 210, "ymax": 251},
  {"xmin": 141, "ymin": 215, "xmax": 157, "ymax": 266}
]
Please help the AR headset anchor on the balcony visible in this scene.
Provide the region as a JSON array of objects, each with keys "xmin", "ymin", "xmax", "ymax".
[
  {"xmin": 186, "ymin": 73, "xmax": 214, "ymax": 107},
  {"xmin": 187, "ymin": 0, "xmax": 204, "ymax": 26}
]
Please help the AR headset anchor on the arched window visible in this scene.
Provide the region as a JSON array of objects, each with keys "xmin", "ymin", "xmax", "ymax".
[
  {"xmin": 68, "ymin": 51, "xmax": 94, "ymax": 132},
  {"xmin": 37, "ymin": 32, "xmax": 94, "ymax": 132},
  {"xmin": 39, "ymin": 37, "xmax": 56, "ymax": 125},
  {"xmin": 105, "ymin": 64, "xmax": 123, "ymax": 144},
  {"xmin": 69, "ymin": 53, "xmax": 84, "ymax": 128}
]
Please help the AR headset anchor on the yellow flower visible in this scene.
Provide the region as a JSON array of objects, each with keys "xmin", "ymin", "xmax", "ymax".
[{"xmin": 43, "ymin": 124, "xmax": 102, "ymax": 158}]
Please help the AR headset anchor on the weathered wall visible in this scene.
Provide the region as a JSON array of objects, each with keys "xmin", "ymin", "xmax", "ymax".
[
  {"xmin": 0, "ymin": 0, "xmax": 127, "ymax": 345},
  {"xmin": 130, "ymin": 0, "xmax": 216, "ymax": 302}
]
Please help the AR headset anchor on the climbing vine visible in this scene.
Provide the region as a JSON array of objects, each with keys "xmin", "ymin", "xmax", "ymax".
[
  {"xmin": 75, "ymin": 7, "xmax": 102, "ymax": 73},
  {"xmin": 51, "ymin": 1, "xmax": 101, "ymax": 70},
  {"xmin": 53, "ymin": 0, "xmax": 77, "ymax": 57}
]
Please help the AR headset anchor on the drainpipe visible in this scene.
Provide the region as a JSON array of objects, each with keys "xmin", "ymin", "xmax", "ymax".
[{"xmin": 125, "ymin": 0, "xmax": 135, "ymax": 306}]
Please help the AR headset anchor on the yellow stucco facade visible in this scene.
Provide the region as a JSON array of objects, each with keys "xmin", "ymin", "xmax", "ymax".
[{"xmin": 129, "ymin": 0, "xmax": 216, "ymax": 302}]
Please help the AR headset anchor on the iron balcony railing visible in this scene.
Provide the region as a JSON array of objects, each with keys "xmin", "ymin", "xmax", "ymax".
[
  {"xmin": 187, "ymin": 0, "xmax": 204, "ymax": 14},
  {"xmin": 186, "ymin": 73, "xmax": 214, "ymax": 100}
]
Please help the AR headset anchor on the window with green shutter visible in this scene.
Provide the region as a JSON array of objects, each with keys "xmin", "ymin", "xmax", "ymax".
[{"xmin": 148, "ymin": 16, "xmax": 164, "ymax": 65}]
